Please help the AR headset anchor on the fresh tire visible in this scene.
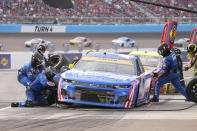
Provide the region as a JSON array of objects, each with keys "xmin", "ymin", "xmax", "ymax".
[
  {"xmin": 47, "ymin": 54, "xmax": 69, "ymax": 73},
  {"xmin": 186, "ymin": 77, "xmax": 197, "ymax": 103}
]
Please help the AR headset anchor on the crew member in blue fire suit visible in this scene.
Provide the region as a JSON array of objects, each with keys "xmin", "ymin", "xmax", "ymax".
[
  {"xmin": 11, "ymin": 65, "xmax": 57, "ymax": 107},
  {"xmin": 150, "ymin": 44, "xmax": 189, "ymax": 102},
  {"xmin": 11, "ymin": 52, "xmax": 46, "ymax": 107}
]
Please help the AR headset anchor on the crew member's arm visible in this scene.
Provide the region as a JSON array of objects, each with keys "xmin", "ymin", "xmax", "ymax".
[
  {"xmin": 184, "ymin": 53, "xmax": 197, "ymax": 71},
  {"xmin": 17, "ymin": 65, "xmax": 31, "ymax": 87},
  {"xmin": 153, "ymin": 58, "xmax": 169, "ymax": 78}
]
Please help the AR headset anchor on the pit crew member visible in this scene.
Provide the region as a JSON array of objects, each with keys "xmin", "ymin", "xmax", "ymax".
[
  {"xmin": 184, "ymin": 43, "xmax": 197, "ymax": 76},
  {"xmin": 11, "ymin": 52, "xmax": 45, "ymax": 107},
  {"xmin": 173, "ymin": 48, "xmax": 185, "ymax": 88},
  {"xmin": 150, "ymin": 44, "xmax": 188, "ymax": 102}
]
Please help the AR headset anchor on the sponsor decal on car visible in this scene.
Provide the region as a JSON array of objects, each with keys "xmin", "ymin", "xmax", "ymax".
[{"xmin": 82, "ymin": 57, "xmax": 134, "ymax": 65}]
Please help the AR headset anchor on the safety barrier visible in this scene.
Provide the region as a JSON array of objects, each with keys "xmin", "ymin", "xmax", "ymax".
[
  {"xmin": 0, "ymin": 50, "xmax": 189, "ymax": 70},
  {"xmin": 0, "ymin": 24, "xmax": 197, "ymax": 33},
  {"xmin": 0, "ymin": 52, "xmax": 83, "ymax": 70}
]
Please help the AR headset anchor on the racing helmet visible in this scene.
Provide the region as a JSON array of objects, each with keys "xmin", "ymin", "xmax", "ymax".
[
  {"xmin": 37, "ymin": 44, "xmax": 46, "ymax": 55},
  {"xmin": 157, "ymin": 43, "xmax": 171, "ymax": 57},
  {"xmin": 173, "ymin": 47, "xmax": 181, "ymax": 55},
  {"xmin": 31, "ymin": 52, "xmax": 44, "ymax": 67},
  {"xmin": 187, "ymin": 43, "xmax": 197, "ymax": 53},
  {"xmin": 45, "ymin": 66, "xmax": 56, "ymax": 81}
]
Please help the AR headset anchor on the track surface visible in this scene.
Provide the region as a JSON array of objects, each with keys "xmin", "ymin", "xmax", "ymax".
[
  {"xmin": 0, "ymin": 32, "xmax": 191, "ymax": 52},
  {"xmin": 0, "ymin": 32, "xmax": 197, "ymax": 131}
]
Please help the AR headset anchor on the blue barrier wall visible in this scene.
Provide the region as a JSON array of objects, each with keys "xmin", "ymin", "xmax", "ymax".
[
  {"xmin": 0, "ymin": 24, "xmax": 21, "ymax": 32},
  {"xmin": 0, "ymin": 24, "xmax": 197, "ymax": 33}
]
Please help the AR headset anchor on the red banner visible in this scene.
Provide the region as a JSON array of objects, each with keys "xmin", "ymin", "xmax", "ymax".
[
  {"xmin": 161, "ymin": 21, "xmax": 178, "ymax": 49},
  {"xmin": 189, "ymin": 26, "xmax": 197, "ymax": 46}
]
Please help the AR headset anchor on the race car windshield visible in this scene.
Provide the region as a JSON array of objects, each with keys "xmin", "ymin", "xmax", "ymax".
[
  {"xmin": 74, "ymin": 60, "xmax": 135, "ymax": 75},
  {"xmin": 138, "ymin": 55, "xmax": 161, "ymax": 67}
]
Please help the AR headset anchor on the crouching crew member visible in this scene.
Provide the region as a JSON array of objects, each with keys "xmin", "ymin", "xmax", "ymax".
[
  {"xmin": 11, "ymin": 52, "xmax": 45, "ymax": 107},
  {"xmin": 11, "ymin": 65, "xmax": 56, "ymax": 107}
]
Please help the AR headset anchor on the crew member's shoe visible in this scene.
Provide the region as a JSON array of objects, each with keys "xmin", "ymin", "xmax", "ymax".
[
  {"xmin": 150, "ymin": 98, "xmax": 159, "ymax": 102},
  {"xmin": 11, "ymin": 102, "xmax": 19, "ymax": 107},
  {"xmin": 185, "ymin": 99, "xmax": 192, "ymax": 102}
]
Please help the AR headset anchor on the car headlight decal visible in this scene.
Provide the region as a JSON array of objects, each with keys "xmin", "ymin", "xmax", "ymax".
[{"xmin": 124, "ymin": 80, "xmax": 136, "ymax": 108}]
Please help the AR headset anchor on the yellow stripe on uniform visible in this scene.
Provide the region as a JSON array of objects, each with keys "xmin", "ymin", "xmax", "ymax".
[{"xmin": 82, "ymin": 57, "xmax": 134, "ymax": 65}]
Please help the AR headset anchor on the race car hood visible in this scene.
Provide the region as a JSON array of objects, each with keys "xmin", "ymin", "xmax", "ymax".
[{"xmin": 61, "ymin": 69, "xmax": 136, "ymax": 85}]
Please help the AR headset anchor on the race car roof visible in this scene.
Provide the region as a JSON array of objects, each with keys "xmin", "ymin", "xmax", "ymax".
[{"xmin": 86, "ymin": 52, "xmax": 136, "ymax": 61}]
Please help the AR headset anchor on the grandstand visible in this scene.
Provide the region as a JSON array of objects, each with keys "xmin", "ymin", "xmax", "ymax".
[{"xmin": 0, "ymin": 0, "xmax": 196, "ymax": 24}]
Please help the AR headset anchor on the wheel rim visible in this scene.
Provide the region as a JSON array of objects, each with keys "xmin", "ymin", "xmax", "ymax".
[{"xmin": 191, "ymin": 84, "xmax": 197, "ymax": 97}]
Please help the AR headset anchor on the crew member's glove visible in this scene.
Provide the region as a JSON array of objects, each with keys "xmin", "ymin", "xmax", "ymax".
[
  {"xmin": 184, "ymin": 65, "xmax": 189, "ymax": 71},
  {"xmin": 153, "ymin": 72, "xmax": 158, "ymax": 78},
  {"xmin": 46, "ymin": 81, "xmax": 56, "ymax": 87},
  {"xmin": 26, "ymin": 83, "xmax": 31, "ymax": 90}
]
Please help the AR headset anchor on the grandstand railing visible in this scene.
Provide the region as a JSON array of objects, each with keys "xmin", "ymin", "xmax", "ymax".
[{"xmin": 0, "ymin": 16, "xmax": 196, "ymax": 24}]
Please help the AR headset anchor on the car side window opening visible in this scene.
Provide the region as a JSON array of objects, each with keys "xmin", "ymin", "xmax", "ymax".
[
  {"xmin": 135, "ymin": 57, "xmax": 144, "ymax": 75},
  {"xmin": 138, "ymin": 58, "xmax": 145, "ymax": 73}
]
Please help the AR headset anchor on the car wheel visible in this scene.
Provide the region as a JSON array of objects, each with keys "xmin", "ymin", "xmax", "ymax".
[
  {"xmin": 43, "ymin": 89, "xmax": 57, "ymax": 106},
  {"xmin": 186, "ymin": 77, "xmax": 197, "ymax": 103},
  {"xmin": 25, "ymin": 44, "xmax": 30, "ymax": 48},
  {"xmin": 47, "ymin": 54, "xmax": 70, "ymax": 73}
]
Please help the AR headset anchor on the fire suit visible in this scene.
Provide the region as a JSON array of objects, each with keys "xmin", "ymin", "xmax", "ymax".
[
  {"xmin": 152, "ymin": 51, "xmax": 188, "ymax": 100},
  {"xmin": 185, "ymin": 52, "xmax": 197, "ymax": 76},
  {"xmin": 17, "ymin": 62, "xmax": 46, "ymax": 107}
]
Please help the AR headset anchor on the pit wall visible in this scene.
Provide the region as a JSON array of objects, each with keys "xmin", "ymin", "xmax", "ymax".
[
  {"xmin": 0, "ymin": 52, "xmax": 81, "ymax": 70},
  {"xmin": 0, "ymin": 51, "xmax": 189, "ymax": 70},
  {"xmin": 0, "ymin": 24, "xmax": 196, "ymax": 33}
]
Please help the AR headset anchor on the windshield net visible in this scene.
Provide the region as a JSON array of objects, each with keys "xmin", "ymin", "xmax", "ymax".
[
  {"xmin": 74, "ymin": 59, "xmax": 135, "ymax": 75},
  {"xmin": 138, "ymin": 55, "xmax": 161, "ymax": 67}
]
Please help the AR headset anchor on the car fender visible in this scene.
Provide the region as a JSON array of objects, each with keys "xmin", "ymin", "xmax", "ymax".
[{"xmin": 135, "ymin": 72, "xmax": 152, "ymax": 106}]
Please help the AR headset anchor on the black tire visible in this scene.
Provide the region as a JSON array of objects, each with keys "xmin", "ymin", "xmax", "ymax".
[
  {"xmin": 42, "ymin": 89, "xmax": 57, "ymax": 106},
  {"xmin": 186, "ymin": 77, "xmax": 197, "ymax": 103},
  {"xmin": 47, "ymin": 54, "xmax": 69, "ymax": 73}
]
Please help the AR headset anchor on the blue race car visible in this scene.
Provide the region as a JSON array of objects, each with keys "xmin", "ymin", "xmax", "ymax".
[
  {"xmin": 57, "ymin": 52, "xmax": 152, "ymax": 108},
  {"xmin": 112, "ymin": 37, "xmax": 136, "ymax": 48}
]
